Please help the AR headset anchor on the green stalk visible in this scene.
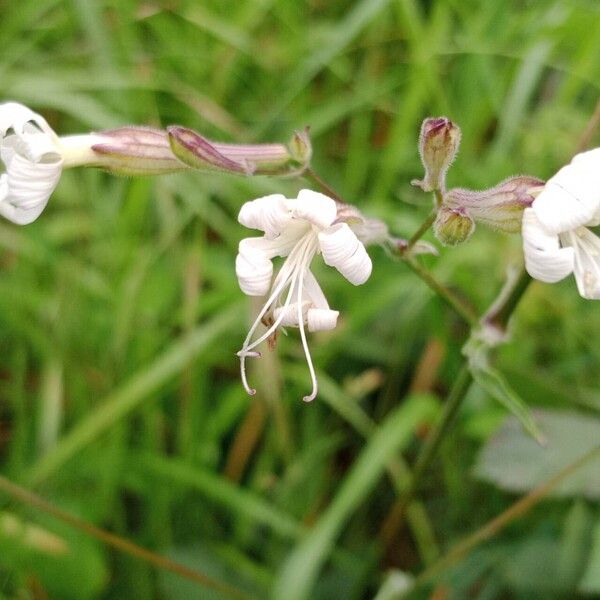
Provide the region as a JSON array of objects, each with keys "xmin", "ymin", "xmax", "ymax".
[
  {"xmin": 382, "ymin": 264, "xmax": 534, "ymax": 548},
  {"xmin": 403, "ymin": 256, "xmax": 478, "ymax": 327}
]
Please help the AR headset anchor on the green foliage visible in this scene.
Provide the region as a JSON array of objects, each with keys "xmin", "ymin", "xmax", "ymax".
[{"xmin": 0, "ymin": 0, "xmax": 600, "ymax": 599}]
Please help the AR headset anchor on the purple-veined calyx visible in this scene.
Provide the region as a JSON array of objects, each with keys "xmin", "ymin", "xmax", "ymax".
[
  {"xmin": 168, "ymin": 125, "xmax": 312, "ymax": 176},
  {"xmin": 433, "ymin": 175, "xmax": 544, "ymax": 246}
]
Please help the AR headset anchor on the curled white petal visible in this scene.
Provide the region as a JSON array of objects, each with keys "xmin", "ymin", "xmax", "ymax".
[
  {"xmin": 0, "ymin": 104, "xmax": 64, "ymax": 225},
  {"xmin": 238, "ymin": 194, "xmax": 291, "ymax": 237},
  {"xmin": 291, "ymin": 189, "xmax": 337, "ymax": 229},
  {"xmin": 307, "ymin": 308, "xmax": 338, "ymax": 332},
  {"xmin": 235, "ymin": 239, "xmax": 274, "ymax": 296},
  {"xmin": 318, "ymin": 223, "xmax": 372, "ymax": 285},
  {"xmin": 522, "ymin": 208, "xmax": 574, "ymax": 283},
  {"xmin": 0, "ymin": 140, "xmax": 63, "ymax": 225},
  {"xmin": 534, "ymin": 149, "xmax": 600, "ymax": 234},
  {"xmin": 563, "ymin": 228, "xmax": 600, "ymax": 299},
  {"xmin": 273, "ymin": 302, "xmax": 309, "ymax": 327},
  {"xmin": 301, "ymin": 268, "xmax": 330, "ymax": 310},
  {"xmin": 0, "ymin": 102, "xmax": 54, "ymax": 138},
  {"xmin": 238, "ymin": 233, "xmax": 301, "ymax": 261}
]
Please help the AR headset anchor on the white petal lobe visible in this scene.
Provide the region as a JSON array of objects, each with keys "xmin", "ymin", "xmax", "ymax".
[
  {"xmin": 522, "ymin": 208, "xmax": 574, "ymax": 283},
  {"xmin": 235, "ymin": 240, "xmax": 274, "ymax": 296},
  {"xmin": 307, "ymin": 308, "xmax": 338, "ymax": 332},
  {"xmin": 301, "ymin": 269, "xmax": 330, "ymax": 310},
  {"xmin": 534, "ymin": 149, "xmax": 600, "ymax": 234},
  {"xmin": 292, "ymin": 189, "xmax": 337, "ymax": 229},
  {"xmin": 318, "ymin": 223, "xmax": 372, "ymax": 285},
  {"xmin": 0, "ymin": 151, "xmax": 63, "ymax": 225},
  {"xmin": 0, "ymin": 104, "xmax": 64, "ymax": 224},
  {"xmin": 238, "ymin": 194, "xmax": 290, "ymax": 237},
  {"xmin": 564, "ymin": 228, "xmax": 600, "ymax": 299},
  {"xmin": 0, "ymin": 102, "xmax": 54, "ymax": 138},
  {"xmin": 274, "ymin": 302, "xmax": 309, "ymax": 327}
]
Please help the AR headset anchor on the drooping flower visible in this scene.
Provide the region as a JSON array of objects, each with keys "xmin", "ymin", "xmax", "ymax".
[
  {"xmin": 0, "ymin": 102, "xmax": 189, "ymax": 224},
  {"xmin": 0, "ymin": 102, "xmax": 66, "ymax": 224},
  {"xmin": 522, "ymin": 148, "xmax": 600, "ymax": 299},
  {"xmin": 235, "ymin": 189, "xmax": 373, "ymax": 401}
]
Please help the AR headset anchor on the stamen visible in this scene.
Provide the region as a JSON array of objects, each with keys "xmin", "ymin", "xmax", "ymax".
[
  {"xmin": 237, "ymin": 233, "xmax": 316, "ymax": 396},
  {"xmin": 296, "ymin": 240, "xmax": 319, "ymax": 402},
  {"xmin": 239, "ymin": 237, "xmax": 307, "ymax": 350},
  {"xmin": 239, "ymin": 350, "xmax": 260, "ymax": 395}
]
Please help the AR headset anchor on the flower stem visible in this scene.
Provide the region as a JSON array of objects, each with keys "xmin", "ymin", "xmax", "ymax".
[
  {"xmin": 304, "ymin": 168, "xmax": 346, "ymax": 204},
  {"xmin": 403, "ymin": 256, "xmax": 479, "ymax": 327},
  {"xmin": 483, "ymin": 268, "xmax": 532, "ymax": 332},
  {"xmin": 405, "ymin": 209, "xmax": 437, "ymax": 251},
  {"xmin": 382, "ymin": 261, "xmax": 534, "ymax": 549},
  {"xmin": 380, "ymin": 365, "xmax": 473, "ymax": 545}
]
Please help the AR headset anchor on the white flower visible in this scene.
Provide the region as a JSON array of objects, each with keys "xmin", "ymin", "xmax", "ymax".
[
  {"xmin": 522, "ymin": 148, "xmax": 600, "ymax": 299},
  {"xmin": 0, "ymin": 102, "xmax": 65, "ymax": 224},
  {"xmin": 236, "ymin": 189, "xmax": 373, "ymax": 401},
  {"xmin": 0, "ymin": 102, "xmax": 111, "ymax": 225}
]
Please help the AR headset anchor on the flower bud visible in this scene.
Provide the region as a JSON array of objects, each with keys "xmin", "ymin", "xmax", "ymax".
[
  {"xmin": 433, "ymin": 206, "xmax": 475, "ymax": 246},
  {"xmin": 412, "ymin": 117, "xmax": 461, "ymax": 192},
  {"xmin": 88, "ymin": 127, "xmax": 187, "ymax": 176},
  {"xmin": 167, "ymin": 126, "xmax": 312, "ymax": 176},
  {"xmin": 287, "ymin": 127, "xmax": 312, "ymax": 166},
  {"xmin": 443, "ymin": 175, "xmax": 544, "ymax": 234}
]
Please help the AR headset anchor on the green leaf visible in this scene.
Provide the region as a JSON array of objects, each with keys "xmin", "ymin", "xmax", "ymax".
[
  {"xmin": 464, "ymin": 332, "xmax": 545, "ymax": 444},
  {"xmin": 474, "ymin": 410, "xmax": 600, "ymax": 499},
  {"xmin": 470, "ymin": 362, "xmax": 545, "ymax": 444},
  {"xmin": 272, "ymin": 394, "xmax": 438, "ymax": 600}
]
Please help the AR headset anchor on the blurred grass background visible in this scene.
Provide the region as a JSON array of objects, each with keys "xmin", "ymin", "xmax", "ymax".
[{"xmin": 1, "ymin": 0, "xmax": 600, "ymax": 598}]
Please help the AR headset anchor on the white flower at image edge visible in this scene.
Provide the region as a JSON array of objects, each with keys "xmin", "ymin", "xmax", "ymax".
[
  {"xmin": 235, "ymin": 189, "xmax": 373, "ymax": 401},
  {"xmin": 0, "ymin": 101, "xmax": 105, "ymax": 225},
  {"xmin": 522, "ymin": 148, "xmax": 600, "ymax": 299}
]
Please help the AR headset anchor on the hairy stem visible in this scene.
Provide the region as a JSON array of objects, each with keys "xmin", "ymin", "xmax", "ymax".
[
  {"xmin": 404, "ymin": 256, "xmax": 478, "ymax": 327},
  {"xmin": 304, "ymin": 168, "xmax": 345, "ymax": 204},
  {"xmin": 406, "ymin": 209, "xmax": 437, "ymax": 251},
  {"xmin": 484, "ymin": 268, "xmax": 532, "ymax": 332}
]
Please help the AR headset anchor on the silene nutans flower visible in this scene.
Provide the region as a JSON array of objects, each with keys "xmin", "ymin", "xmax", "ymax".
[
  {"xmin": 0, "ymin": 101, "xmax": 186, "ymax": 224},
  {"xmin": 523, "ymin": 148, "xmax": 600, "ymax": 299},
  {"xmin": 235, "ymin": 189, "xmax": 373, "ymax": 402}
]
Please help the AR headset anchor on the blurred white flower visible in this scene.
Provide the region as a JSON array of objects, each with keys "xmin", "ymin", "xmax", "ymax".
[
  {"xmin": 0, "ymin": 102, "xmax": 64, "ymax": 224},
  {"xmin": 236, "ymin": 189, "xmax": 372, "ymax": 401},
  {"xmin": 0, "ymin": 102, "xmax": 188, "ymax": 225},
  {"xmin": 0, "ymin": 102, "xmax": 109, "ymax": 225},
  {"xmin": 522, "ymin": 148, "xmax": 600, "ymax": 298}
]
